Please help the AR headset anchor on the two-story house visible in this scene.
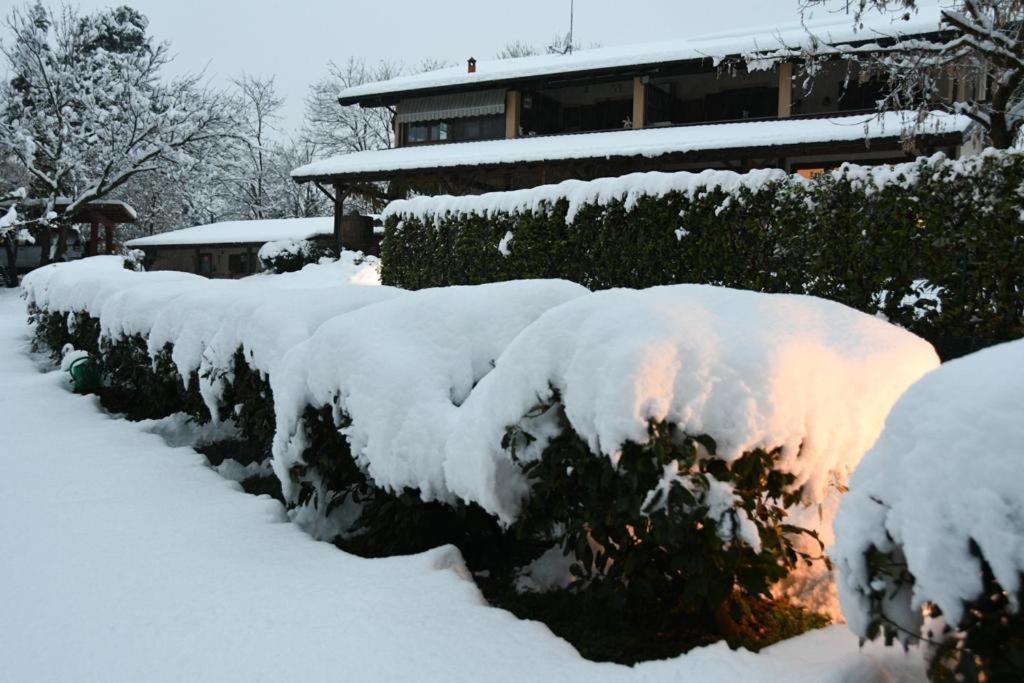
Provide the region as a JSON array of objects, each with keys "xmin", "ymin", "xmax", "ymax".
[{"xmin": 292, "ymin": 12, "xmax": 975, "ymax": 247}]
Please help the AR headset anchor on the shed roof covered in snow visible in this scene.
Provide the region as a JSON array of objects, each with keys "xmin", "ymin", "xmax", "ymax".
[
  {"xmin": 1, "ymin": 197, "xmax": 138, "ymax": 224},
  {"xmin": 337, "ymin": 13, "xmax": 945, "ymax": 105},
  {"xmin": 292, "ymin": 111, "xmax": 970, "ymax": 183},
  {"xmin": 127, "ymin": 217, "xmax": 333, "ymax": 248}
]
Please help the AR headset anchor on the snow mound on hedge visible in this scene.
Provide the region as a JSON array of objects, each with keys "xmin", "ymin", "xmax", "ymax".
[
  {"xmin": 197, "ymin": 283, "xmax": 403, "ymax": 417},
  {"xmin": 386, "ymin": 168, "xmax": 791, "ymax": 225},
  {"xmin": 261, "ymin": 251, "xmax": 381, "ymax": 288},
  {"xmin": 444, "ymin": 285, "xmax": 940, "ymax": 523},
  {"xmin": 22, "ymin": 256, "xmax": 198, "ymax": 317},
  {"xmin": 833, "ymin": 339, "xmax": 1024, "ymax": 637},
  {"xmin": 22, "ymin": 255, "xmax": 391, "ymax": 407},
  {"xmin": 257, "ymin": 238, "xmax": 314, "ymax": 263},
  {"xmin": 271, "ymin": 280, "xmax": 589, "ymax": 503}
]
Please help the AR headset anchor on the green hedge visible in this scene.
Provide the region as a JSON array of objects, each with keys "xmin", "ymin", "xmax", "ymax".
[{"xmin": 382, "ymin": 152, "xmax": 1024, "ymax": 359}]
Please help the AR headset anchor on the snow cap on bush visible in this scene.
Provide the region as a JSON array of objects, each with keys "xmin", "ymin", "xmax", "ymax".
[
  {"xmin": 833, "ymin": 338, "xmax": 1024, "ymax": 638},
  {"xmin": 22, "ymin": 255, "xmax": 196, "ymax": 318},
  {"xmin": 443, "ymin": 285, "xmax": 940, "ymax": 524},
  {"xmin": 271, "ymin": 279, "xmax": 590, "ymax": 504},
  {"xmin": 196, "ymin": 283, "xmax": 403, "ymax": 419},
  {"xmin": 258, "ymin": 238, "xmax": 328, "ymax": 273}
]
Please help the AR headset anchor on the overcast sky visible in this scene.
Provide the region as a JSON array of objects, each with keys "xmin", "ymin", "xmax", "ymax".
[{"xmin": 13, "ymin": 0, "xmax": 893, "ymax": 129}]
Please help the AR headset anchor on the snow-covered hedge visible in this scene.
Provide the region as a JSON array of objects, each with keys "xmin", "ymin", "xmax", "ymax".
[
  {"xmin": 270, "ymin": 279, "xmax": 588, "ymax": 544},
  {"xmin": 22, "ymin": 256, "xmax": 940, "ymax": 636},
  {"xmin": 382, "ymin": 150, "xmax": 1024, "ymax": 360},
  {"xmin": 442, "ymin": 286, "xmax": 938, "ymax": 618},
  {"xmin": 833, "ymin": 339, "xmax": 1024, "ymax": 681},
  {"xmin": 257, "ymin": 238, "xmax": 332, "ymax": 273},
  {"xmin": 23, "ymin": 255, "xmax": 388, "ymax": 435},
  {"xmin": 263, "ymin": 278, "xmax": 936, "ymax": 618}
]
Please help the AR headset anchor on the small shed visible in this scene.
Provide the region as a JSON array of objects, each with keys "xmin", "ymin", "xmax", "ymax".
[{"xmin": 126, "ymin": 217, "xmax": 345, "ymax": 279}]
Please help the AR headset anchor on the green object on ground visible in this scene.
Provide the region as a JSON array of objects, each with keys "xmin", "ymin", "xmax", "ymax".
[{"xmin": 67, "ymin": 356, "xmax": 100, "ymax": 394}]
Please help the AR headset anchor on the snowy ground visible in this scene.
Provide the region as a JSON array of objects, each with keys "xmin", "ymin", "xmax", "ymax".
[{"xmin": 0, "ymin": 288, "xmax": 927, "ymax": 682}]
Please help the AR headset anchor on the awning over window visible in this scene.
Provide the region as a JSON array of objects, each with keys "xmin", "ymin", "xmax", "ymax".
[{"xmin": 396, "ymin": 89, "xmax": 506, "ymax": 124}]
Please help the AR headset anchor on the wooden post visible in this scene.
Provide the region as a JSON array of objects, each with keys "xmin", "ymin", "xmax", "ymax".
[
  {"xmin": 97, "ymin": 214, "xmax": 116, "ymax": 254},
  {"xmin": 632, "ymin": 78, "xmax": 646, "ymax": 129},
  {"xmin": 777, "ymin": 62, "xmax": 793, "ymax": 118},
  {"xmin": 88, "ymin": 216, "xmax": 99, "ymax": 256},
  {"xmin": 505, "ymin": 90, "xmax": 521, "ymax": 139},
  {"xmin": 393, "ymin": 115, "xmax": 403, "ymax": 148},
  {"xmin": 333, "ymin": 184, "xmax": 347, "ymax": 253}
]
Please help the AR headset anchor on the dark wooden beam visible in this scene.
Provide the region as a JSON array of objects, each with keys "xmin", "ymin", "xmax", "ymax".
[{"xmin": 332, "ymin": 184, "xmax": 348, "ymax": 253}]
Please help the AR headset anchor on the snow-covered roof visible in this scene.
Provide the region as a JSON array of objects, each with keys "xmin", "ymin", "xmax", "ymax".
[
  {"xmin": 126, "ymin": 217, "xmax": 334, "ymax": 248},
  {"xmin": 338, "ymin": 12, "xmax": 943, "ymax": 103},
  {"xmin": 292, "ymin": 111, "xmax": 970, "ymax": 182},
  {"xmin": 3, "ymin": 197, "xmax": 138, "ymax": 223}
]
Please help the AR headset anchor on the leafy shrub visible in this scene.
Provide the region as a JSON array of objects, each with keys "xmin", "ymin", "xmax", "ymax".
[
  {"xmin": 509, "ymin": 403, "xmax": 824, "ymax": 635},
  {"xmin": 30, "ymin": 308, "xmax": 101, "ymax": 362},
  {"xmin": 925, "ymin": 545, "xmax": 1024, "ymax": 682},
  {"xmin": 216, "ymin": 349, "xmax": 276, "ymax": 456},
  {"xmin": 29, "ymin": 306, "xmax": 209, "ymax": 422},
  {"xmin": 97, "ymin": 335, "xmax": 188, "ymax": 420},
  {"xmin": 257, "ymin": 238, "xmax": 334, "ymax": 274},
  {"xmin": 121, "ymin": 248, "xmax": 146, "ymax": 272},
  {"xmin": 857, "ymin": 542, "xmax": 1024, "ymax": 682},
  {"xmin": 383, "ymin": 151, "xmax": 1024, "ymax": 359},
  {"xmin": 287, "ymin": 406, "xmax": 533, "ymax": 568},
  {"xmin": 833, "ymin": 338, "xmax": 1024, "ymax": 682}
]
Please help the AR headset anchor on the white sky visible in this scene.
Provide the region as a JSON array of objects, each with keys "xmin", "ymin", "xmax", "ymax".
[{"xmin": 6, "ymin": 0, "xmax": 910, "ymax": 129}]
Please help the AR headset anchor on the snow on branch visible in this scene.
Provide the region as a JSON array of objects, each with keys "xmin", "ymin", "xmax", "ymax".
[
  {"xmin": 786, "ymin": 1, "xmax": 1024, "ymax": 148},
  {"xmin": 0, "ymin": 3, "xmax": 235, "ymax": 261}
]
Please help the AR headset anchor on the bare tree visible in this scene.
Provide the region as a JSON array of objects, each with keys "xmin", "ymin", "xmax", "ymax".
[
  {"xmin": 496, "ymin": 41, "xmax": 539, "ymax": 59},
  {"xmin": 797, "ymin": 0, "xmax": 1024, "ymax": 148},
  {"xmin": 219, "ymin": 74, "xmax": 286, "ymax": 220},
  {"xmin": 416, "ymin": 57, "xmax": 452, "ymax": 73},
  {"xmin": 271, "ymin": 137, "xmax": 330, "ymax": 218},
  {"xmin": 304, "ymin": 58, "xmax": 400, "ymax": 156}
]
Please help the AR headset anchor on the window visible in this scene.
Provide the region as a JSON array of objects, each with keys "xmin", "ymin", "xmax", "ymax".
[
  {"xmin": 403, "ymin": 115, "xmax": 504, "ymax": 146},
  {"xmin": 704, "ymin": 87, "xmax": 777, "ymax": 121},
  {"xmin": 796, "ymin": 167, "xmax": 826, "ymax": 180},
  {"xmin": 228, "ymin": 253, "xmax": 248, "ymax": 275}
]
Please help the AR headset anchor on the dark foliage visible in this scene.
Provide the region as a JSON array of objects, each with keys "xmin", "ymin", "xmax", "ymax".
[
  {"xmin": 509, "ymin": 405, "xmax": 825, "ymax": 636},
  {"xmin": 864, "ymin": 541, "xmax": 1024, "ymax": 683},
  {"xmin": 289, "ymin": 406, "xmax": 539, "ymax": 569}
]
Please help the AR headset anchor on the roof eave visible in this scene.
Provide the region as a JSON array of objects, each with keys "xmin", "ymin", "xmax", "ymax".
[
  {"xmin": 335, "ymin": 61, "xmax": 694, "ymax": 107},
  {"xmin": 334, "ymin": 29, "xmax": 948, "ymax": 108},
  {"xmin": 290, "ymin": 129, "xmax": 964, "ymax": 185}
]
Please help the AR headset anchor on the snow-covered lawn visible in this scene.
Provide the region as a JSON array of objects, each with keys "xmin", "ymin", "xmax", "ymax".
[{"xmin": 0, "ymin": 288, "xmax": 927, "ymax": 682}]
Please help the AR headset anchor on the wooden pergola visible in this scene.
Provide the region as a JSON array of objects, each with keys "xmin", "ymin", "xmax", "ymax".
[{"xmin": 8, "ymin": 198, "xmax": 137, "ymax": 256}]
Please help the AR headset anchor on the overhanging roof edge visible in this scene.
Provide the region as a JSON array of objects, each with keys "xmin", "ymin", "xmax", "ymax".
[{"xmin": 291, "ymin": 130, "xmax": 966, "ymax": 185}]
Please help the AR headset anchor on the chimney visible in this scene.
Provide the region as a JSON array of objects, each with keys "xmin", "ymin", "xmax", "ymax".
[{"xmin": 467, "ymin": 57, "xmax": 477, "ymax": 74}]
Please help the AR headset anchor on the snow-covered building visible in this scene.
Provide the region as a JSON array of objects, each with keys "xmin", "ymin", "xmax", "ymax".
[
  {"xmin": 127, "ymin": 217, "xmax": 339, "ymax": 279},
  {"xmin": 292, "ymin": 11, "xmax": 972, "ymax": 237}
]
